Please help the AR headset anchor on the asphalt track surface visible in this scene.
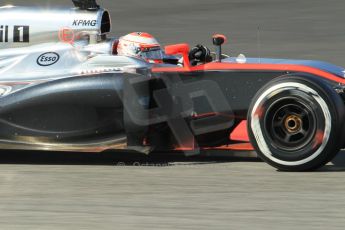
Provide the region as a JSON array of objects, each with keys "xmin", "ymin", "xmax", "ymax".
[{"xmin": 2, "ymin": 0, "xmax": 345, "ymax": 229}]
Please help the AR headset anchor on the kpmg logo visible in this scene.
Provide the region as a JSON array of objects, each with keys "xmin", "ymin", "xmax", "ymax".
[{"xmin": 72, "ymin": 20, "xmax": 97, "ymax": 27}]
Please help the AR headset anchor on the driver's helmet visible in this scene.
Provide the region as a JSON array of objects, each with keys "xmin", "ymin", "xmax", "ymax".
[{"xmin": 117, "ymin": 32, "xmax": 163, "ymax": 63}]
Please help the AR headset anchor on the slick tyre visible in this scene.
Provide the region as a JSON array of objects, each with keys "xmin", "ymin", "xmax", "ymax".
[{"xmin": 247, "ymin": 76, "xmax": 345, "ymax": 171}]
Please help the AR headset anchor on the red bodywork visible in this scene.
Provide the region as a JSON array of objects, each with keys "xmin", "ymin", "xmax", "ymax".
[{"xmin": 152, "ymin": 45, "xmax": 344, "ymax": 153}]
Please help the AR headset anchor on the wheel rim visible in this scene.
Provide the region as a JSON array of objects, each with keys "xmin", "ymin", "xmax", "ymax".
[
  {"xmin": 250, "ymin": 81, "xmax": 333, "ymax": 166},
  {"xmin": 265, "ymin": 97, "xmax": 317, "ymax": 151}
]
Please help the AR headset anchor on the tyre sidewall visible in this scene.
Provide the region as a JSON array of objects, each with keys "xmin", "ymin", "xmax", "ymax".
[{"xmin": 248, "ymin": 76, "xmax": 345, "ymax": 171}]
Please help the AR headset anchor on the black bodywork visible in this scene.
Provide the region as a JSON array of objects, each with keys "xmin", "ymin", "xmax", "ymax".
[{"xmin": 1, "ymin": 68, "xmax": 342, "ymax": 151}]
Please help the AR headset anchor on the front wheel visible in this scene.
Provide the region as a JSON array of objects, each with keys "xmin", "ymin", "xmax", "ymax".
[{"xmin": 247, "ymin": 75, "xmax": 345, "ymax": 171}]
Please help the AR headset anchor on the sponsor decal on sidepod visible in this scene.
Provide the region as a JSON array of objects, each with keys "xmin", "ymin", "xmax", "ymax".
[{"xmin": 37, "ymin": 52, "xmax": 60, "ymax": 66}]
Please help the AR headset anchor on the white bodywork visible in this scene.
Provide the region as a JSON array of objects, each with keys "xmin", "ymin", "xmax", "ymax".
[{"xmin": 0, "ymin": 5, "xmax": 150, "ymax": 95}]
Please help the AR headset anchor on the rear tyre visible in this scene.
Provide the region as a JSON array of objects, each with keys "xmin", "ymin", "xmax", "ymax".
[{"xmin": 247, "ymin": 76, "xmax": 345, "ymax": 171}]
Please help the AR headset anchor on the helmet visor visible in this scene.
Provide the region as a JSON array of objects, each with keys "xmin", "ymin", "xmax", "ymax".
[{"xmin": 140, "ymin": 46, "xmax": 163, "ymax": 60}]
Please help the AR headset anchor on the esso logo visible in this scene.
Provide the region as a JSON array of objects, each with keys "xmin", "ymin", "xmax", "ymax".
[{"xmin": 37, "ymin": 52, "xmax": 60, "ymax": 66}]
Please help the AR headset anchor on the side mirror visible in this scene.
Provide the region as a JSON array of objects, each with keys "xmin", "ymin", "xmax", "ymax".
[
  {"xmin": 212, "ymin": 34, "xmax": 227, "ymax": 62},
  {"xmin": 165, "ymin": 43, "xmax": 190, "ymax": 67},
  {"xmin": 212, "ymin": 34, "xmax": 227, "ymax": 46}
]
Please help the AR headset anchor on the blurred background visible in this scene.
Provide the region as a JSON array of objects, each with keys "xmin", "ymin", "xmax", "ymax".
[{"xmin": 5, "ymin": 0, "xmax": 345, "ymax": 65}]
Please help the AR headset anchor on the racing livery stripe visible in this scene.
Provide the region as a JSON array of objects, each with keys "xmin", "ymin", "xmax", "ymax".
[{"xmin": 153, "ymin": 63, "xmax": 345, "ymax": 84}]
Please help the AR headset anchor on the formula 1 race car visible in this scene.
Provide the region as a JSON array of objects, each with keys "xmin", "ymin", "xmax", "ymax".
[{"xmin": 1, "ymin": 0, "xmax": 345, "ymax": 171}]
